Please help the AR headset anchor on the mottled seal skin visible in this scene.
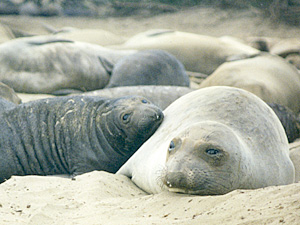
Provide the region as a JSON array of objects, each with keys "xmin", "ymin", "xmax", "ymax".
[
  {"xmin": 268, "ymin": 103, "xmax": 300, "ymax": 143},
  {"xmin": 0, "ymin": 95, "xmax": 163, "ymax": 183},
  {"xmin": 106, "ymin": 50, "xmax": 190, "ymax": 88},
  {"xmin": 199, "ymin": 53, "xmax": 300, "ymax": 113},
  {"xmin": 117, "ymin": 86, "xmax": 294, "ymax": 195},
  {"xmin": 0, "ymin": 36, "xmax": 136, "ymax": 94},
  {"xmin": 109, "ymin": 30, "xmax": 260, "ymax": 74},
  {"xmin": 82, "ymin": 85, "xmax": 193, "ymax": 109}
]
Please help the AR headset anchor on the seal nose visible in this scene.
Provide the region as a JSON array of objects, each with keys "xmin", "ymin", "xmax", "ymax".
[{"xmin": 155, "ymin": 110, "xmax": 164, "ymax": 122}]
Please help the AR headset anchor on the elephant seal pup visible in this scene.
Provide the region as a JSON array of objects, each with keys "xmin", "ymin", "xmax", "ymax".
[
  {"xmin": 0, "ymin": 95, "xmax": 163, "ymax": 183},
  {"xmin": 199, "ymin": 53, "xmax": 300, "ymax": 114},
  {"xmin": 0, "ymin": 36, "xmax": 136, "ymax": 94},
  {"xmin": 117, "ymin": 86, "xmax": 295, "ymax": 195},
  {"xmin": 109, "ymin": 30, "xmax": 260, "ymax": 74},
  {"xmin": 106, "ymin": 50, "xmax": 190, "ymax": 88},
  {"xmin": 81, "ymin": 85, "xmax": 193, "ymax": 110}
]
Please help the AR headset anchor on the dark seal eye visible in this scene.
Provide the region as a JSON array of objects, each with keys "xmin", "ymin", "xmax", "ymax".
[
  {"xmin": 122, "ymin": 114, "xmax": 130, "ymax": 121},
  {"xmin": 141, "ymin": 99, "xmax": 148, "ymax": 104},
  {"xmin": 169, "ymin": 140, "xmax": 175, "ymax": 152},
  {"xmin": 206, "ymin": 148, "xmax": 220, "ymax": 155}
]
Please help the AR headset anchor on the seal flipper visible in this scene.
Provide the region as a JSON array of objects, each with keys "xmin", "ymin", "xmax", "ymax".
[
  {"xmin": 28, "ymin": 38, "xmax": 74, "ymax": 45},
  {"xmin": 98, "ymin": 56, "xmax": 114, "ymax": 76}
]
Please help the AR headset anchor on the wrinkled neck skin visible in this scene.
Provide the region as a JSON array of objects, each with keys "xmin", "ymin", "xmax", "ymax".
[{"xmin": 0, "ymin": 96, "xmax": 123, "ymax": 180}]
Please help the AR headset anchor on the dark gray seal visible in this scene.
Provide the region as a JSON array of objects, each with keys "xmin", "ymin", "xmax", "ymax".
[
  {"xmin": 0, "ymin": 36, "xmax": 135, "ymax": 94},
  {"xmin": 105, "ymin": 50, "xmax": 190, "ymax": 88},
  {"xmin": 0, "ymin": 95, "xmax": 163, "ymax": 183},
  {"xmin": 81, "ymin": 85, "xmax": 193, "ymax": 109}
]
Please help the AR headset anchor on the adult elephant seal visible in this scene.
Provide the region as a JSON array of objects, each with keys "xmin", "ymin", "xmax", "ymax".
[
  {"xmin": 199, "ymin": 53, "xmax": 300, "ymax": 114},
  {"xmin": 105, "ymin": 50, "xmax": 190, "ymax": 88},
  {"xmin": 0, "ymin": 36, "xmax": 135, "ymax": 94},
  {"xmin": 0, "ymin": 95, "xmax": 163, "ymax": 183},
  {"xmin": 81, "ymin": 85, "xmax": 193, "ymax": 110},
  {"xmin": 109, "ymin": 30, "xmax": 260, "ymax": 74},
  {"xmin": 117, "ymin": 86, "xmax": 295, "ymax": 195}
]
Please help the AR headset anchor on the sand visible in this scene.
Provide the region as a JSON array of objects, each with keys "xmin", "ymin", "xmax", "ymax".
[{"xmin": 0, "ymin": 6, "xmax": 300, "ymax": 225}]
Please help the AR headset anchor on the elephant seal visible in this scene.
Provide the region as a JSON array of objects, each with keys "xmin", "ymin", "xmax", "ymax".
[
  {"xmin": 199, "ymin": 53, "xmax": 300, "ymax": 113},
  {"xmin": 0, "ymin": 36, "xmax": 136, "ymax": 94},
  {"xmin": 106, "ymin": 50, "xmax": 190, "ymax": 88},
  {"xmin": 0, "ymin": 95, "xmax": 163, "ymax": 183},
  {"xmin": 117, "ymin": 86, "xmax": 295, "ymax": 195},
  {"xmin": 81, "ymin": 85, "xmax": 193, "ymax": 109},
  {"xmin": 267, "ymin": 103, "xmax": 300, "ymax": 143},
  {"xmin": 109, "ymin": 30, "xmax": 260, "ymax": 74},
  {"xmin": 289, "ymin": 141, "xmax": 300, "ymax": 183}
]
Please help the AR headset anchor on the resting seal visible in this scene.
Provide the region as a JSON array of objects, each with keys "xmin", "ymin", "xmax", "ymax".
[
  {"xmin": 118, "ymin": 86, "xmax": 295, "ymax": 195},
  {"xmin": 109, "ymin": 30, "xmax": 259, "ymax": 74},
  {"xmin": 289, "ymin": 141, "xmax": 300, "ymax": 183},
  {"xmin": 0, "ymin": 95, "xmax": 163, "ymax": 183},
  {"xmin": 0, "ymin": 36, "xmax": 135, "ymax": 94},
  {"xmin": 199, "ymin": 53, "xmax": 300, "ymax": 113},
  {"xmin": 81, "ymin": 85, "xmax": 193, "ymax": 110},
  {"xmin": 106, "ymin": 50, "xmax": 190, "ymax": 88}
]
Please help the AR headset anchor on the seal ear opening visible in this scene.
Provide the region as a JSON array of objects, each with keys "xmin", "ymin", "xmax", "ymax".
[{"xmin": 98, "ymin": 56, "xmax": 114, "ymax": 76}]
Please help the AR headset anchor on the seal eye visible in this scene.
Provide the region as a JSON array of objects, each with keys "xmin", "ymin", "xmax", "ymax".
[
  {"xmin": 141, "ymin": 99, "xmax": 148, "ymax": 104},
  {"xmin": 206, "ymin": 148, "xmax": 220, "ymax": 155},
  {"xmin": 169, "ymin": 140, "xmax": 175, "ymax": 152},
  {"xmin": 122, "ymin": 114, "xmax": 130, "ymax": 121}
]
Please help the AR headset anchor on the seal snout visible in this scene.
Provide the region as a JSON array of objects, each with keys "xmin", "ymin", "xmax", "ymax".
[{"xmin": 163, "ymin": 171, "xmax": 190, "ymax": 193}]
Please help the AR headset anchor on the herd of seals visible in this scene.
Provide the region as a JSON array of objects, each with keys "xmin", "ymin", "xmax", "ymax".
[{"xmin": 0, "ymin": 24, "xmax": 299, "ymax": 195}]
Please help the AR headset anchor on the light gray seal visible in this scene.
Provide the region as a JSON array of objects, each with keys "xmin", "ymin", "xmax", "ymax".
[
  {"xmin": 199, "ymin": 53, "xmax": 300, "ymax": 113},
  {"xmin": 117, "ymin": 86, "xmax": 295, "ymax": 195},
  {"xmin": 0, "ymin": 36, "xmax": 136, "ymax": 94}
]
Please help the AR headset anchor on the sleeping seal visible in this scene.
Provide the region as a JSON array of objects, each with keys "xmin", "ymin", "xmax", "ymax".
[
  {"xmin": 0, "ymin": 95, "xmax": 163, "ymax": 183},
  {"xmin": 117, "ymin": 86, "xmax": 295, "ymax": 195},
  {"xmin": 0, "ymin": 36, "xmax": 135, "ymax": 94}
]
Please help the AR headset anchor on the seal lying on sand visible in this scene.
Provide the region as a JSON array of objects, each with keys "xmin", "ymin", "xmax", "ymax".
[
  {"xmin": 109, "ymin": 29, "xmax": 260, "ymax": 74},
  {"xmin": 199, "ymin": 53, "xmax": 300, "ymax": 113},
  {"xmin": 0, "ymin": 36, "xmax": 135, "ymax": 94},
  {"xmin": 289, "ymin": 142, "xmax": 300, "ymax": 183},
  {"xmin": 105, "ymin": 50, "xmax": 190, "ymax": 88},
  {"xmin": 117, "ymin": 86, "xmax": 295, "ymax": 195},
  {"xmin": 81, "ymin": 85, "xmax": 193, "ymax": 110},
  {"xmin": 0, "ymin": 95, "xmax": 163, "ymax": 183}
]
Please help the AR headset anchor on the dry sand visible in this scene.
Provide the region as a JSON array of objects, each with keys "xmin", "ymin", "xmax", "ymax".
[{"xmin": 0, "ymin": 6, "xmax": 300, "ymax": 225}]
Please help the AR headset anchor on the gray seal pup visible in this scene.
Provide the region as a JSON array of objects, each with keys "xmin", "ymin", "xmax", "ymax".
[
  {"xmin": 0, "ymin": 36, "xmax": 136, "ymax": 94},
  {"xmin": 0, "ymin": 95, "xmax": 163, "ymax": 183},
  {"xmin": 105, "ymin": 50, "xmax": 190, "ymax": 88},
  {"xmin": 109, "ymin": 30, "xmax": 260, "ymax": 74},
  {"xmin": 117, "ymin": 86, "xmax": 295, "ymax": 195},
  {"xmin": 199, "ymin": 53, "xmax": 300, "ymax": 113},
  {"xmin": 81, "ymin": 85, "xmax": 193, "ymax": 110}
]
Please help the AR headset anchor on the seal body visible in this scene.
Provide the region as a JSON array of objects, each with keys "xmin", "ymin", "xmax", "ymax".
[
  {"xmin": 0, "ymin": 36, "xmax": 136, "ymax": 94},
  {"xmin": 81, "ymin": 85, "xmax": 193, "ymax": 109},
  {"xmin": 199, "ymin": 53, "xmax": 300, "ymax": 113},
  {"xmin": 117, "ymin": 86, "xmax": 295, "ymax": 195},
  {"xmin": 110, "ymin": 30, "xmax": 259, "ymax": 74},
  {"xmin": 0, "ymin": 82, "xmax": 21, "ymax": 105},
  {"xmin": 289, "ymin": 141, "xmax": 300, "ymax": 183},
  {"xmin": 0, "ymin": 95, "xmax": 163, "ymax": 183},
  {"xmin": 106, "ymin": 50, "xmax": 190, "ymax": 88}
]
